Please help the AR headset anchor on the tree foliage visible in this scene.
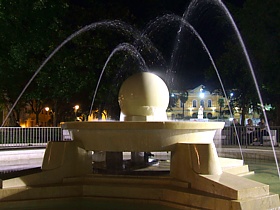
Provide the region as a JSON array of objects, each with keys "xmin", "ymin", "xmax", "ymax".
[
  {"xmin": 205, "ymin": 0, "xmax": 280, "ymax": 124},
  {"xmin": 238, "ymin": 0, "xmax": 280, "ymax": 124},
  {"xmin": 0, "ymin": 0, "xmax": 69, "ymax": 125}
]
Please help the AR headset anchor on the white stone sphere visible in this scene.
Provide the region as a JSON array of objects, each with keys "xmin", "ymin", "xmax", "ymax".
[{"xmin": 118, "ymin": 72, "xmax": 169, "ymax": 118}]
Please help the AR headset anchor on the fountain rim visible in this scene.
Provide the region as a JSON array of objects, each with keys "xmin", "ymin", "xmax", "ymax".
[{"xmin": 61, "ymin": 121, "xmax": 225, "ymax": 130}]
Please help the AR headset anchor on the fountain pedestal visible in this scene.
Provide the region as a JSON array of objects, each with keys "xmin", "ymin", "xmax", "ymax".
[
  {"xmin": 59, "ymin": 120, "xmax": 278, "ymax": 204},
  {"xmin": 118, "ymin": 72, "xmax": 170, "ymax": 165},
  {"xmin": 60, "ymin": 120, "xmax": 227, "ymax": 196}
]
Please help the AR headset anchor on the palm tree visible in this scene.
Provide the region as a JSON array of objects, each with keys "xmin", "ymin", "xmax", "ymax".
[
  {"xmin": 179, "ymin": 92, "xmax": 188, "ymax": 119},
  {"xmin": 218, "ymin": 98, "xmax": 225, "ymax": 118}
]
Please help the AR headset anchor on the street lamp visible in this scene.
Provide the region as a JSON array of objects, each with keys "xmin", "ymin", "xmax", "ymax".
[
  {"xmin": 74, "ymin": 105, "xmax": 79, "ymax": 119},
  {"xmin": 44, "ymin": 107, "xmax": 56, "ymax": 126},
  {"xmin": 45, "ymin": 107, "xmax": 50, "ymax": 123}
]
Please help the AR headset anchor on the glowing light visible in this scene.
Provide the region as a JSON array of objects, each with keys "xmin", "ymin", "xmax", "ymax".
[{"xmin": 74, "ymin": 105, "xmax": 79, "ymax": 111}]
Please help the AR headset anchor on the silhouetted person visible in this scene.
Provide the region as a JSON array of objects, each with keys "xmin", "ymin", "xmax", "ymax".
[
  {"xmin": 257, "ymin": 118, "xmax": 268, "ymax": 145},
  {"xmin": 231, "ymin": 118, "xmax": 241, "ymax": 144},
  {"xmin": 246, "ymin": 119, "xmax": 256, "ymax": 144}
]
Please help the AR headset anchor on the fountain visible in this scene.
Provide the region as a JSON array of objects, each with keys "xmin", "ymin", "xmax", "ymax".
[
  {"xmin": 0, "ymin": 0, "xmax": 279, "ymax": 208},
  {"xmin": 0, "ymin": 72, "xmax": 279, "ymax": 209}
]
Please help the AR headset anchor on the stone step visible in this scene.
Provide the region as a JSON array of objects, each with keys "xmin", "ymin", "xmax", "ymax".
[
  {"xmin": 63, "ymin": 174, "xmax": 279, "ymax": 210},
  {"xmin": 200, "ymin": 172, "xmax": 270, "ymax": 200},
  {"xmin": 223, "ymin": 164, "xmax": 252, "ymax": 176},
  {"xmin": 1, "ymin": 173, "xmax": 278, "ymax": 210}
]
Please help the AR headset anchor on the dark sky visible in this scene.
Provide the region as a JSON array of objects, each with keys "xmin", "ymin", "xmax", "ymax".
[
  {"xmin": 68, "ymin": 0, "xmax": 247, "ymax": 91},
  {"xmin": 127, "ymin": 0, "xmax": 246, "ymax": 90},
  {"xmin": 152, "ymin": 0, "xmax": 246, "ymax": 91}
]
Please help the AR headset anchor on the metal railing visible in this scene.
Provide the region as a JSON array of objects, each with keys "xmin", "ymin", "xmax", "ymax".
[
  {"xmin": 0, "ymin": 127, "xmax": 62, "ymax": 148},
  {"xmin": 0, "ymin": 126, "xmax": 279, "ymax": 149},
  {"xmin": 220, "ymin": 126, "xmax": 280, "ymax": 146}
]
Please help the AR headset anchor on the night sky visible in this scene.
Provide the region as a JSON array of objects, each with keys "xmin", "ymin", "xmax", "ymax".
[
  {"xmin": 135, "ymin": 0, "xmax": 245, "ymax": 91},
  {"xmin": 68, "ymin": 0, "xmax": 247, "ymax": 91}
]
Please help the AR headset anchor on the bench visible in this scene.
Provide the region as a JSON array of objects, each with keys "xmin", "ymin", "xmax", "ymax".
[
  {"xmin": 62, "ymin": 129, "xmax": 72, "ymax": 141},
  {"xmin": 252, "ymin": 130, "xmax": 277, "ymax": 146}
]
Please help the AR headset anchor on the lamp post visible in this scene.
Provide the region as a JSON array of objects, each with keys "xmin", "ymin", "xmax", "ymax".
[
  {"xmin": 179, "ymin": 91, "xmax": 188, "ymax": 119},
  {"xmin": 45, "ymin": 107, "xmax": 56, "ymax": 127},
  {"xmin": 218, "ymin": 98, "xmax": 225, "ymax": 119},
  {"xmin": 74, "ymin": 105, "xmax": 79, "ymax": 120},
  {"xmin": 45, "ymin": 107, "xmax": 50, "ymax": 126}
]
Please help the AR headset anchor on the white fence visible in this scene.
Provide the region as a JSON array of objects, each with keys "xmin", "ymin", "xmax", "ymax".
[
  {"xmin": 0, "ymin": 126, "xmax": 279, "ymax": 149},
  {"xmin": 0, "ymin": 127, "xmax": 63, "ymax": 148}
]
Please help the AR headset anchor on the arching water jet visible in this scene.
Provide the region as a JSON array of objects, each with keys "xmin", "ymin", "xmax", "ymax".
[
  {"xmin": 89, "ymin": 42, "xmax": 148, "ymax": 115},
  {"xmin": 144, "ymin": 13, "xmax": 243, "ymax": 159},
  {"xmin": 1, "ymin": 20, "xmax": 159, "ymax": 127},
  {"xmin": 184, "ymin": 0, "xmax": 280, "ymax": 179},
  {"xmin": 0, "ymin": 2, "xmax": 279, "ymax": 209}
]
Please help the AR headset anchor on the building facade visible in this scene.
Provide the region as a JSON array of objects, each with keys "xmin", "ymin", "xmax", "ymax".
[{"xmin": 167, "ymin": 85, "xmax": 228, "ymax": 120}]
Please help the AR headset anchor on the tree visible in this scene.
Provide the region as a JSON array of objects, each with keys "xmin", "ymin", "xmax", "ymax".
[
  {"xmin": 238, "ymin": 0, "xmax": 280, "ymax": 125},
  {"xmin": 210, "ymin": 0, "xmax": 280, "ymax": 124},
  {"xmin": 0, "ymin": 0, "xmax": 69, "ymax": 125},
  {"xmin": 179, "ymin": 92, "xmax": 188, "ymax": 118},
  {"xmin": 203, "ymin": 0, "xmax": 280, "ymax": 125},
  {"xmin": 218, "ymin": 98, "xmax": 225, "ymax": 118}
]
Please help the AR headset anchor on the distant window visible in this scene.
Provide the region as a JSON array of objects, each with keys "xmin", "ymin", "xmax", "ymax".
[
  {"xmin": 200, "ymin": 100, "xmax": 204, "ymax": 107},
  {"xmin": 192, "ymin": 100, "xmax": 197, "ymax": 108},
  {"xmin": 207, "ymin": 100, "xmax": 212, "ymax": 107}
]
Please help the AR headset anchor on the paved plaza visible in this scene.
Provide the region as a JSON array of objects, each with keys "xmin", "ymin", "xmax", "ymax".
[{"xmin": 0, "ymin": 146, "xmax": 280, "ymax": 173}]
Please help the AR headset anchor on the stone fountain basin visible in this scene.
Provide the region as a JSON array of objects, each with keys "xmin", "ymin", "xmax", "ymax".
[{"xmin": 61, "ymin": 121, "xmax": 224, "ymax": 152}]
